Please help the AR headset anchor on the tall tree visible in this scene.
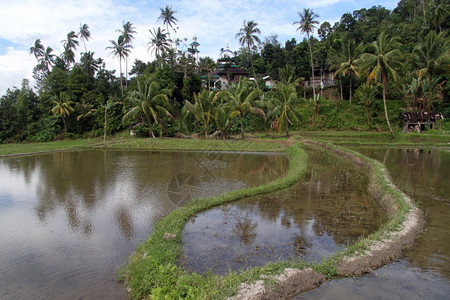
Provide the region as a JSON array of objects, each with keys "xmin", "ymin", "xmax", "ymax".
[
  {"xmin": 413, "ymin": 30, "xmax": 450, "ymax": 115},
  {"xmin": 294, "ymin": 8, "xmax": 319, "ymax": 97},
  {"xmin": 184, "ymin": 90, "xmax": 220, "ymax": 138},
  {"xmin": 30, "ymin": 39, "xmax": 45, "ymax": 60},
  {"xmin": 362, "ymin": 31, "xmax": 402, "ymax": 135},
  {"xmin": 334, "ymin": 39, "xmax": 363, "ymax": 103},
  {"xmin": 117, "ymin": 21, "xmax": 136, "ymax": 88},
  {"xmin": 106, "ymin": 35, "xmax": 131, "ymax": 95},
  {"xmin": 148, "ymin": 27, "xmax": 171, "ymax": 68},
  {"xmin": 123, "ymin": 77, "xmax": 173, "ymax": 138},
  {"xmin": 80, "ymin": 51, "xmax": 100, "ymax": 78},
  {"xmin": 222, "ymin": 78, "xmax": 265, "ymax": 138},
  {"xmin": 49, "ymin": 91, "xmax": 74, "ymax": 135},
  {"xmin": 158, "ymin": 5, "xmax": 178, "ymax": 44},
  {"xmin": 61, "ymin": 31, "xmax": 79, "ymax": 67},
  {"xmin": 78, "ymin": 23, "xmax": 91, "ymax": 52},
  {"xmin": 41, "ymin": 47, "xmax": 56, "ymax": 72},
  {"xmin": 269, "ymin": 83, "xmax": 302, "ymax": 136},
  {"xmin": 236, "ymin": 20, "xmax": 262, "ymax": 89}
]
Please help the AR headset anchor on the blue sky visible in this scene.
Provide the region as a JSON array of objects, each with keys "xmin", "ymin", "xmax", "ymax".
[{"xmin": 0, "ymin": 0, "xmax": 400, "ymax": 95}]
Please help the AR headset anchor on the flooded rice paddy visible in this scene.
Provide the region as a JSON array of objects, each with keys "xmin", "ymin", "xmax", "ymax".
[
  {"xmin": 181, "ymin": 146, "xmax": 386, "ymax": 274},
  {"xmin": 0, "ymin": 150, "xmax": 287, "ymax": 299},
  {"xmin": 297, "ymin": 147, "xmax": 450, "ymax": 299}
]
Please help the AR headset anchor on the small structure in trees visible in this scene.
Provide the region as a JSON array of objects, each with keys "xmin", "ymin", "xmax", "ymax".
[{"xmin": 399, "ymin": 112, "xmax": 444, "ymax": 132}]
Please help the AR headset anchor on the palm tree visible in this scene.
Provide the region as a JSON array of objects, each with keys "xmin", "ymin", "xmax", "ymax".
[
  {"xmin": 61, "ymin": 31, "xmax": 79, "ymax": 67},
  {"xmin": 117, "ymin": 21, "xmax": 136, "ymax": 88},
  {"xmin": 148, "ymin": 27, "xmax": 171, "ymax": 68},
  {"xmin": 222, "ymin": 78, "xmax": 265, "ymax": 138},
  {"xmin": 278, "ymin": 65, "xmax": 304, "ymax": 85},
  {"xmin": 80, "ymin": 51, "xmax": 100, "ymax": 77},
  {"xmin": 184, "ymin": 90, "xmax": 220, "ymax": 138},
  {"xmin": 75, "ymin": 101, "xmax": 97, "ymax": 121},
  {"xmin": 429, "ymin": 0, "xmax": 449, "ymax": 32},
  {"xmin": 49, "ymin": 92, "xmax": 74, "ymax": 135},
  {"xmin": 355, "ymin": 83, "xmax": 379, "ymax": 127},
  {"xmin": 362, "ymin": 31, "xmax": 402, "ymax": 135},
  {"xmin": 106, "ymin": 35, "xmax": 131, "ymax": 95},
  {"xmin": 334, "ymin": 39, "xmax": 363, "ymax": 103},
  {"xmin": 269, "ymin": 83, "xmax": 302, "ymax": 136},
  {"xmin": 413, "ymin": 30, "xmax": 450, "ymax": 117},
  {"xmin": 236, "ymin": 20, "xmax": 261, "ymax": 88},
  {"xmin": 78, "ymin": 23, "xmax": 91, "ymax": 52},
  {"xmin": 158, "ymin": 5, "xmax": 178, "ymax": 44},
  {"xmin": 30, "ymin": 39, "xmax": 45, "ymax": 60},
  {"xmin": 123, "ymin": 77, "xmax": 173, "ymax": 138},
  {"xmin": 199, "ymin": 57, "xmax": 217, "ymax": 90},
  {"xmin": 294, "ymin": 8, "xmax": 319, "ymax": 97}
]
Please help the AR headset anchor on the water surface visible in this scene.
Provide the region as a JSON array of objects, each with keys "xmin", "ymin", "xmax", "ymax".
[
  {"xmin": 297, "ymin": 147, "xmax": 450, "ymax": 299},
  {"xmin": 0, "ymin": 149, "xmax": 287, "ymax": 299},
  {"xmin": 181, "ymin": 146, "xmax": 386, "ymax": 274}
]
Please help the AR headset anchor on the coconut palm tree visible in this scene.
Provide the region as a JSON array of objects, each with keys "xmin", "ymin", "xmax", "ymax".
[
  {"xmin": 35, "ymin": 46, "xmax": 56, "ymax": 73},
  {"xmin": 334, "ymin": 39, "xmax": 363, "ymax": 103},
  {"xmin": 429, "ymin": 0, "xmax": 449, "ymax": 32},
  {"xmin": 158, "ymin": 5, "xmax": 178, "ymax": 44},
  {"xmin": 117, "ymin": 21, "xmax": 136, "ymax": 87},
  {"xmin": 106, "ymin": 35, "xmax": 131, "ymax": 95},
  {"xmin": 269, "ymin": 83, "xmax": 302, "ymax": 136},
  {"xmin": 413, "ymin": 30, "xmax": 450, "ymax": 116},
  {"xmin": 30, "ymin": 39, "xmax": 45, "ymax": 60},
  {"xmin": 78, "ymin": 23, "xmax": 91, "ymax": 53},
  {"xmin": 50, "ymin": 91, "xmax": 74, "ymax": 135},
  {"xmin": 184, "ymin": 89, "xmax": 220, "ymax": 138},
  {"xmin": 236, "ymin": 20, "xmax": 261, "ymax": 89},
  {"xmin": 80, "ymin": 51, "xmax": 100, "ymax": 77},
  {"xmin": 293, "ymin": 8, "xmax": 319, "ymax": 97},
  {"xmin": 123, "ymin": 77, "xmax": 173, "ymax": 138},
  {"xmin": 148, "ymin": 27, "xmax": 171, "ymax": 68},
  {"xmin": 362, "ymin": 31, "xmax": 402, "ymax": 135},
  {"xmin": 355, "ymin": 83, "xmax": 379, "ymax": 127},
  {"xmin": 221, "ymin": 78, "xmax": 265, "ymax": 139},
  {"xmin": 61, "ymin": 31, "xmax": 79, "ymax": 67}
]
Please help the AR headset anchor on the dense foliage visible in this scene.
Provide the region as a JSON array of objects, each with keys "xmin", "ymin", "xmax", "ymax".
[{"xmin": 1, "ymin": 0, "xmax": 449, "ymax": 143}]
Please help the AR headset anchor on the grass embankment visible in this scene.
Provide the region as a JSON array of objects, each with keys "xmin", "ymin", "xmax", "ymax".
[
  {"xmin": 122, "ymin": 142, "xmax": 309, "ymax": 299},
  {"xmin": 299, "ymin": 131, "xmax": 450, "ymax": 147},
  {"xmin": 0, "ymin": 136, "xmax": 286, "ymax": 157}
]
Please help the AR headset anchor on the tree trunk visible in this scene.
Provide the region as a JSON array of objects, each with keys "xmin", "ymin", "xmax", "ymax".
[
  {"xmin": 307, "ymin": 33, "xmax": 316, "ymax": 98},
  {"xmin": 62, "ymin": 114, "xmax": 67, "ymax": 135},
  {"xmin": 104, "ymin": 104, "xmax": 107, "ymax": 144},
  {"xmin": 119, "ymin": 59, "xmax": 123, "ymax": 96},
  {"xmin": 125, "ymin": 58, "xmax": 128, "ymax": 89},
  {"xmin": 240, "ymin": 115, "xmax": 245, "ymax": 139},
  {"xmin": 148, "ymin": 120, "xmax": 156, "ymax": 139},
  {"xmin": 248, "ymin": 45, "xmax": 259, "ymax": 89},
  {"xmin": 382, "ymin": 73, "xmax": 394, "ymax": 135},
  {"xmin": 349, "ymin": 74, "xmax": 352, "ymax": 104}
]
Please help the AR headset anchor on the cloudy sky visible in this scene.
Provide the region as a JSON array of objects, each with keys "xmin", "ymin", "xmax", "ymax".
[{"xmin": 0, "ymin": 0, "xmax": 399, "ymax": 95}]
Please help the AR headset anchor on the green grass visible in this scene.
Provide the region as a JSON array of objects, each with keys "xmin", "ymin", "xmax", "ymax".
[{"xmin": 0, "ymin": 136, "xmax": 287, "ymax": 157}]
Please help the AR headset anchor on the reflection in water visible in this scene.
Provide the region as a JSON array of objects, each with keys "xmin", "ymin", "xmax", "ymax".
[
  {"xmin": 0, "ymin": 150, "xmax": 287, "ymax": 299},
  {"xmin": 297, "ymin": 147, "xmax": 450, "ymax": 299},
  {"xmin": 181, "ymin": 147, "xmax": 385, "ymax": 274}
]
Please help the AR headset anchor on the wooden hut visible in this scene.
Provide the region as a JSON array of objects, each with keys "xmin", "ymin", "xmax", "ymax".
[{"xmin": 399, "ymin": 112, "xmax": 444, "ymax": 132}]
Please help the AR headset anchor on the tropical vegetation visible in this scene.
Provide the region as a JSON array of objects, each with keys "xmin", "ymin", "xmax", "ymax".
[{"xmin": 1, "ymin": 1, "xmax": 449, "ymax": 144}]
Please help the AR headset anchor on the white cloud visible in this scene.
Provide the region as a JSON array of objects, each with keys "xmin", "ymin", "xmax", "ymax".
[{"xmin": 0, "ymin": 48, "xmax": 35, "ymax": 91}]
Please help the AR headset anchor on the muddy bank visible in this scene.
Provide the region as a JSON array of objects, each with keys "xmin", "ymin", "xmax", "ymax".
[{"xmin": 229, "ymin": 140, "xmax": 424, "ymax": 299}]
